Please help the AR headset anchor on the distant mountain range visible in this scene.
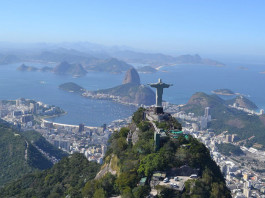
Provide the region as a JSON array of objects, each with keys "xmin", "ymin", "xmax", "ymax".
[
  {"xmin": 0, "ymin": 42, "xmax": 225, "ymax": 69},
  {"xmin": 108, "ymin": 51, "xmax": 225, "ymax": 67}
]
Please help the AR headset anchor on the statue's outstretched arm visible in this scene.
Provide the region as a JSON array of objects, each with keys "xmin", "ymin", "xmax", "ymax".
[{"xmin": 148, "ymin": 83, "xmax": 157, "ymax": 87}]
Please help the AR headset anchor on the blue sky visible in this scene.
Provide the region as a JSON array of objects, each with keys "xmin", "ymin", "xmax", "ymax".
[{"xmin": 0, "ymin": 0, "xmax": 265, "ymax": 56}]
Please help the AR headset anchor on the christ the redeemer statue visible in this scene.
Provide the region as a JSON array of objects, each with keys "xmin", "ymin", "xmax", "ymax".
[{"xmin": 148, "ymin": 78, "xmax": 172, "ymax": 107}]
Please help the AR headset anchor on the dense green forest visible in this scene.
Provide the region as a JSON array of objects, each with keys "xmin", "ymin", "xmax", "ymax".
[
  {"xmin": 0, "ymin": 153, "xmax": 100, "ymax": 198},
  {"xmin": 0, "ymin": 119, "xmax": 67, "ymax": 186}
]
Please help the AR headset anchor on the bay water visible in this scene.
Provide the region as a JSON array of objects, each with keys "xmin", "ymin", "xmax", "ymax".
[{"xmin": 0, "ymin": 61, "xmax": 264, "ymax": 126}]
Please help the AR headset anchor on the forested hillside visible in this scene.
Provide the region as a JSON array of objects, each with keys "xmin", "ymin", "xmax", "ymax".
[
  {"xmin": 0, "ymin": 153, "xmax": 100, "ymax": 197},
  {"xmin": 0, "ymin": 109, "xmax": 231, "ymax": 197},
  {"xmin": 0, "ymin": 119, "xmax": 67, "ymax": 186}
]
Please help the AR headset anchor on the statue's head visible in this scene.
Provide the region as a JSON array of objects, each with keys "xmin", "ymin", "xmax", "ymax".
[{"xmin": 158, "ymin": 78, "xmax": 162, "ymax": 83}]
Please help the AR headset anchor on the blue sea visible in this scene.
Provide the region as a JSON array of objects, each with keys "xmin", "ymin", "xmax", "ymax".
[{"xmin": 0, "ymin": 61, "xmax": 265, "ymax": 126}]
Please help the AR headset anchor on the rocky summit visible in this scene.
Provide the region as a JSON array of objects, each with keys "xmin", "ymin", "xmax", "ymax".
[{"xmin": 122, "ymin": 68, "xmax": 141, "ymax": 85}]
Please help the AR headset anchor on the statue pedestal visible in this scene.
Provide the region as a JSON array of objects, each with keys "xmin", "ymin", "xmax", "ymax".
[{"xmin": 154, "ymin": 106, "xmax": 163, "ymax": 114}]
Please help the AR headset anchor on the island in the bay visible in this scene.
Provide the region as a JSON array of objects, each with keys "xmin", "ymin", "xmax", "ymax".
[
  {"xmin": 137, "ymin": 66, "xmax": 158, "ymax": 73},
  {"xmin": 212, "ymin": 88, "xmax": 236, "ymax": 95},
  {"xmin": 59, "ymin": 68, "xmax": 156, "ymax": 106}
]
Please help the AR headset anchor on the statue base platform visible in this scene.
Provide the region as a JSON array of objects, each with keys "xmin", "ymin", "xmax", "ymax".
[{"xmin": 154, "ymin": 107, "xmax": 163, "ymax": 114}]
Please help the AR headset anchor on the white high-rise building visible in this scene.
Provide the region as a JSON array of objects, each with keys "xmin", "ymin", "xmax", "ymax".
[
  {"xmin": 16, "ymin": 99, "xmax": 20, "ymax": 107},
  {"xmin": 205, "ymin": 107, "xmax": 210, "ymax": 117},
  {"xmin": 243, "ymin": 187, "xmax": 251, "ymax": 198},
  {"xmin": 204, "ymin": 107, "xmax": 211, "ymax": 122},
  {"xmin": 101, "ymin": 145, "xmax": 107, "ymax": 156}
]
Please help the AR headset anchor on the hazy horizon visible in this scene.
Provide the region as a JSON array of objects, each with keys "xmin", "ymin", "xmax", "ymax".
[{"xmin": 1, "ymin": 0, "xmax": 265, "ymax": 58}]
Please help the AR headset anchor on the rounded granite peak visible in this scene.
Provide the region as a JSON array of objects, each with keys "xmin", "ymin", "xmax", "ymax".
[{"xmin": 122, "ymin": 68, "xmax": 140, "ymax": 85}]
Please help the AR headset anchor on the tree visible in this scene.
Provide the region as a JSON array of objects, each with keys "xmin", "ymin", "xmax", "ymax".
[
  {"xmin": 93, "ymin": 188, "xmax": 106, "ymax": 198},
  {"xmin": 115, "ymin": 172, "xmax": 138, "ymax": 191},
  {"xmin": 137, "ymin": 153, "xmax": 161, "ymax": 176},
  {"xmin": 132, "ymin": 186, "xmax": 150, "ymax": 198},
  {"xmin": 119, "ymin": 127, "xmax": 130, "ymax": 138},
  {"xmin": 210, "ymin": 182, "xmax": 228, "ymax": 198}
]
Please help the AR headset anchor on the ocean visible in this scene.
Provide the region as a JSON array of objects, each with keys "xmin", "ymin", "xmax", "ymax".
[{"xmin": 0, "ymin": 61, "xmax": 265, "ymax": 126}]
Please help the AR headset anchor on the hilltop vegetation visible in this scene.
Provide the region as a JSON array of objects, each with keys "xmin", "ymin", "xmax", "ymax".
[
  {"xmin": 81, "ymin": 108, "xmax": 230, "ymax": 197},
  {"xmin": 0, "ymin": 108, "xmax": 231, "ymax": 197},
  {"xmin": 181, "ymin": 92, "xmax": 265, "ymax": 148},
  {"xmin": 0, "ymin": 119, "xmax": 67, "ymax": 186}
]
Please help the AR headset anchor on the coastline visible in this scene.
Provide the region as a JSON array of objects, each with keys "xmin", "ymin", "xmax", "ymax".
[
  {"xmin": 39, "ymin": 111, "xmax": 68, "ymax": 120},
  {"xmin": 155, "ymin": 62, "xmax": 225, "ymax": 71},
  {"xmin": 82, "ymin": 93, "xmax": 140, "ymax": 107}
]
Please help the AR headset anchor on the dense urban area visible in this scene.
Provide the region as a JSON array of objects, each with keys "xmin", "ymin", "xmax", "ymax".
[{"xmin": 1, "ymin": 98, "xmax": 265, "ymax": 197}]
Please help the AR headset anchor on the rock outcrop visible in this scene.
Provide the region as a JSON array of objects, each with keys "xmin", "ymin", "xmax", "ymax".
[{"xmin": 122, "ymin": 68, "xmax": 141, "ymax": 85}]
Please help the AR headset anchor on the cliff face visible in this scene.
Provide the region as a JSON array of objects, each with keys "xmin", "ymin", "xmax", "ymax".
[{"xmin": 122, "ymin": 68, "xmax": 141, "ymax": 85}]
